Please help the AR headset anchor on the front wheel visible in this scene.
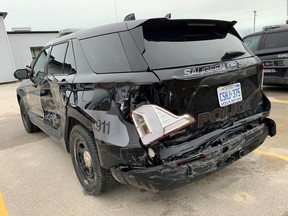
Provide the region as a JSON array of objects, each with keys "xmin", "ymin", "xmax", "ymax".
[
  {"xmin": 19, "ymin": 99, "xmax": 39, "ymax": 133},
  {"xmin": 70, "ymin": 124, "xmax": 118, "ymax": 195}
]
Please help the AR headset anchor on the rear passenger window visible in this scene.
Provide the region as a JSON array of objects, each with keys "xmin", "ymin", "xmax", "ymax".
[
  {"xmin": 263, "ymin": 31, "xmax": 288, "ymax": 49},
  {"xmin": 48, "ymin": 43, "xmax": 68, "ymax": 75},
  {"xmin": 80, "ymin": 34, "xmax": 131, "ymax": 73}
]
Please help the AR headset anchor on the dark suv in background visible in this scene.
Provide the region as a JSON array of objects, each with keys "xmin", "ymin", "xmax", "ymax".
[
  {"xmin": 14, "ymin": 18, "xmax": 276, "ymax": 195},
  {"xmin": 243, "ymin": 25, "xmax": 288, "ymax": 85}
]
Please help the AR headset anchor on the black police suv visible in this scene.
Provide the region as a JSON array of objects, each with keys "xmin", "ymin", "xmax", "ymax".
[
  {"xmin": 243, "ymin": 25, "xmax": 288, "ymax": 85},
  {"xmin": 14, "ymin": 18, "xmax": 276, "ymax": 195}
]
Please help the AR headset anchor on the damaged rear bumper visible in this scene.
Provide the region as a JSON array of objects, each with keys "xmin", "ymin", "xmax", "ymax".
[{"xmin": 111, "ymin": 117, "xmax": 276, "ymax": 192}]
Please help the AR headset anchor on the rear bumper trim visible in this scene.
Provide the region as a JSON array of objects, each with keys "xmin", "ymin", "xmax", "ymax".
[{"xmin": 111, "ymin": 118, "xmax": 272, "ymax": 192}]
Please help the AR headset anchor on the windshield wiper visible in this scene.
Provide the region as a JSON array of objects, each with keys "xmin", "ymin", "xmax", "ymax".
[{"xmin": 221, "ymin": 51, "xmax": 245, "ymax": 60}]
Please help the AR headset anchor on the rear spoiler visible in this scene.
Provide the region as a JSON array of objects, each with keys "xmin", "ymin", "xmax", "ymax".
[{"xmin": 126, "ymin": 18, "xmax": 242, "ymax": 41}]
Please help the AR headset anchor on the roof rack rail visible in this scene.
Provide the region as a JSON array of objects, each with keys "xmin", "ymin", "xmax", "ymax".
[
  {"xmin": 124, "ymin": 13, "xmax": 136, "ymax": 21},
  {"xmin": 263, "ymin": 24, "xmax": 288, "ymax": 31},
  {"xmin": 58, "ymin": 29, "xmax": 81, "ymax": 37}
]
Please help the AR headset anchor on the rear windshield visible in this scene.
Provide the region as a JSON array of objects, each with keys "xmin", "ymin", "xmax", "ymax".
[
  {"xmin": 243, "ymin": 35, "xmax": 261, "ymax": 51},
  {"xmin": 142, "ymin": 24, "xmax": 251, "ymax": 69}
]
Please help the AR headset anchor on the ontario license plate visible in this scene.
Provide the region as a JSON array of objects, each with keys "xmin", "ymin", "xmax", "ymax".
[{"xmin": 217, "ymin": 83, "xmax": 242, "ymax": 107}]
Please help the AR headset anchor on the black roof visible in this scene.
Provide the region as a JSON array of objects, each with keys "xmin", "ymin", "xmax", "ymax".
[{"xmin": 48, "ymin": 18, "xmax": 239, "ymax": 45}]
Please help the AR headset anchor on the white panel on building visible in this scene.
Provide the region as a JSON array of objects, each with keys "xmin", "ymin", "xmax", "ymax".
[
  {"xmin": 0, "ymin": 12, "xmax": 61, "ymax": 83},
  {"xmin": 0, "ymin": 12, "xmax": 16, "ymax": 83},
  {"xmin": 8, "ymin": 31, "xmax": 59, "ymax": 70}
]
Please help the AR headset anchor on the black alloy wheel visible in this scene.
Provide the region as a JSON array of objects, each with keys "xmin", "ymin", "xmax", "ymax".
[{"xmin": 70, "ymin": 124, "xmax": 118, "ymax": 195}]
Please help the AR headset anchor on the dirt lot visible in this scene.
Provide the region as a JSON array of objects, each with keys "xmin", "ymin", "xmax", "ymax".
[{"xmin": 0, "ymin": 82, "xmax": 287, "ymax": 216}]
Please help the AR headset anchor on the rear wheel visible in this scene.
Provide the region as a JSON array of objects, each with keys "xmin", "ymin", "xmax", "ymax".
[
  {"xmin": 70, "ymin": 124, "xmax": 118, "ymax": 195},
  {"xmin": 19, "ymin": 99, "xmax": 39, "ymax": 133}
]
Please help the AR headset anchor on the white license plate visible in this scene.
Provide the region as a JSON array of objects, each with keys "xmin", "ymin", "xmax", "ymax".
[{"xmin": 217, "ymin": 83, "xmax": 242, "ymax": 107}]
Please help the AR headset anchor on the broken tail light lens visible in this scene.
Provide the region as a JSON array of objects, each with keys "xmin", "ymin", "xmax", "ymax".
[{"xmin": 131, "ymin": 105, "xmax": 195, "ymax": 146}]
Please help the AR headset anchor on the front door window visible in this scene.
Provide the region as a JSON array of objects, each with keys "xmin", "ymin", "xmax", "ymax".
[{"xmin": 32, "ymin": 48, "xmax": 50, "ymax": 82}]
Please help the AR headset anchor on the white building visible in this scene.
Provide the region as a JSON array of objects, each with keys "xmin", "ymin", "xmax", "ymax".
[
  {"xmin": 0, "ymin": 12, "xmax": 59, "ymax": 83},
  {"xmin": 8, "ymin": 30, "xmax": 59, "ymax": 70}
]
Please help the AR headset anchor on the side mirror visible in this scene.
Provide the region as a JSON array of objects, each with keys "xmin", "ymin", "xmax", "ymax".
[{"xmin": 14, "ymin": 69, "xmax": 30, "ymax": 80}]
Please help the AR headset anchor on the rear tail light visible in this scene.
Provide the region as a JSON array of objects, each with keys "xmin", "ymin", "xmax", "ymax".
[{"xmin": 131, "ymin": 105, "xmax": 195, "ymax": 146}]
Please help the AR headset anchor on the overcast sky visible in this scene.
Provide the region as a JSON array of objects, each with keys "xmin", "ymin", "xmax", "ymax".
[{"xmin": 1, "ymin": 0, "xmax": 287, "ymax": 36}]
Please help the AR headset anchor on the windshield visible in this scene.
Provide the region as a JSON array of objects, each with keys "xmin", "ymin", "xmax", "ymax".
[
  {"xmin": 141, "ymin": 24, "xmax": 251, "ymax": 70},
  {"xmin": 243, "ymin": 35, "xmax": 261, "ymax": 51}
]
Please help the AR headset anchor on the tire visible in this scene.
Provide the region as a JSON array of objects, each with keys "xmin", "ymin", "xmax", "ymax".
[
  {"xmin": 70, "ymin": 124, "xmax": 118, "ymax": 195},
  {"xmin": 19, "ymin": 99, "xmax": 40, "ymax": 133}
]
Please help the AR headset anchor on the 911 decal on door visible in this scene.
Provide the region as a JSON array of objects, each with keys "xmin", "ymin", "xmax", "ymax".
[{"xmin": 85, "ymin": 110, "xmax": 129, "ymax": 147}]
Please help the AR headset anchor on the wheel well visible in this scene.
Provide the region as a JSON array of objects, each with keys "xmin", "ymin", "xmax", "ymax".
[
  {"xmin": 17, "ymin": 94, "xmax": 21, "ymax": 103},
  {"xmin": 65, "ymin": 117, "xmax": 93, "ymax": 153},
  {"xmin": 66, "ymin": 117, "xmax": 80, "ymax": 153}
]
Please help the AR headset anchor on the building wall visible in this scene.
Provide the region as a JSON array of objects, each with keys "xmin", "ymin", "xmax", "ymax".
[
  {"xmin": 8, "ymin": 32, "xmax": 59, "ymax": 70},
  {"xmin": 0, "ymin": 16, "xmax": 15, "ymax": 83}
]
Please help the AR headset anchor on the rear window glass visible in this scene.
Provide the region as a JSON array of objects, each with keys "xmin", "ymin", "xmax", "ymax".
[
  {"xmin": 142, "ymin": 25, "xmax": 251, "ymax": 70},
  {"xmin": 80, "ymin": 34, "xmax": 131, "ymax": 73},
  {"xmin": 263, "ymin": 31, "xmax": 288, "ymax": 49},
  {"xmin": 243, "ymin": 35, "xmax": 261, "ymax": 51}
]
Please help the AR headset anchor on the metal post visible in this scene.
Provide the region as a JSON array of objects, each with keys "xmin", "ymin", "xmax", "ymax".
[
  {"xmin": 253, "ymin": 10, "xmax": 257, "ymax": 33},
  {"xmin": 114, "ymin": 0, "xmax": 118, "ymax": 22},
  {"xmin": 287, "ymin": 0, "xmax": 288, "ymax": 24}
]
